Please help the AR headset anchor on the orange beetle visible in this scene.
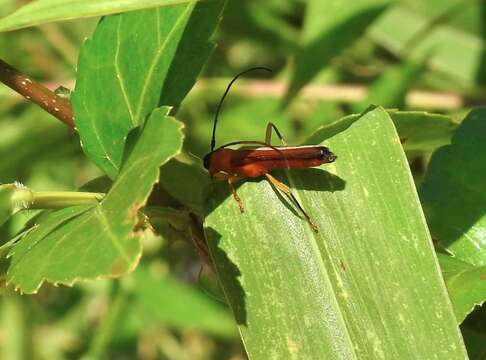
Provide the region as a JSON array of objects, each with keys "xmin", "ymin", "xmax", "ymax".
[{"xmin": 203, "ymin": 68, "xmax": 336, "ymax": 231}]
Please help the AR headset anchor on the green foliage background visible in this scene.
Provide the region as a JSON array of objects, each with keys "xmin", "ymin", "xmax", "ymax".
[{"xmin": 0, "ymin": 0, "xmax": 485, "ymax": 359}]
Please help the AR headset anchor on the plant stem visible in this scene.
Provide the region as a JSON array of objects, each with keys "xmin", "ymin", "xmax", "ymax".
[
  {"xmin": 0, "ymin": 58, "xmax": 74, "ymax": 128},
  {"xmin": 12, "ymin": 188, "xmax": 104, "ymax": 209},
  {"xmin": 30, "ymin": 191, "xmax": 104, "ymax": 208}
]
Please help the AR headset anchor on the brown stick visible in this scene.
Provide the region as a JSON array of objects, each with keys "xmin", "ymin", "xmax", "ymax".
[
  {"xmin": 0, "ymin": 58, "xmax": 74, "ymax": 128},
  {"xmin": 195, "ymin": 79, "xmax": 465, "ymax": 111}
]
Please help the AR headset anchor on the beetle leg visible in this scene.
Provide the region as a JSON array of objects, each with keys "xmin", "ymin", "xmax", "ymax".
[
  {"xmin": 228, "ymin": 176, "xmax": 245, "ymax": 213},
  {"xmin": 213, "ymin": 171, "xmax": 229, "ymax": 181},
  {"xmin": 265, "ymin": 122, "xmax": 288, "ymax": 146},
  {"xmin": 265, "ymin": 173, "xmax": 318, "ymax": 232}
]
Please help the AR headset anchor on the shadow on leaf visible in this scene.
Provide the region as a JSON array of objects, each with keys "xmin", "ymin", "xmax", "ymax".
[
  {"xmin": 204, "ymin": 227, "xmax": 247, "ymax": 326},
  {"xmin": 205, "ymin": 168, "xmax": 345, "ymax": 217}
]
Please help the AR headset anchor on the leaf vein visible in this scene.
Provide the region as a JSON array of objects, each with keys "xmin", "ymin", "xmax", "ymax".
[
  {"xmin": 133, "ymin": 5, "xmax": 192, "ymax": 121},
  {"xmin": 114, "ymin": 16, "xmax": 135, "ymax": 124}
]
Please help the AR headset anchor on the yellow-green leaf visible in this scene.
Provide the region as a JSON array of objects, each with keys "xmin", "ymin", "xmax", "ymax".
[
  {"xmin": 7, "ymin": 107, "xmax": 183, "ymax": 293},
  {"xmin": 205, "ymin": 107, "xmax": 466, "ymax": 358}
]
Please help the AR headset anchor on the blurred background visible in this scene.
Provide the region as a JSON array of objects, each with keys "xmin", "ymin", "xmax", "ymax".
[{"xmin": 0, "ymin": 0, "xmax": 485, "ymax": 358}]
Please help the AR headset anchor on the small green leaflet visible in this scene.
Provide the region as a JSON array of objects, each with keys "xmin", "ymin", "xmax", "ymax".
[
  {"xmin": 7, "ymin": 107, "xmax": 184, "ymax": 293},
  {"xmin": 72, "ymin": 2, "xmax": 224, "ymax": 179}
]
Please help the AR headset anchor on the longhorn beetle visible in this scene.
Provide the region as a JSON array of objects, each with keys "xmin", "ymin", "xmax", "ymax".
[{"xmin": 203, "ymin": 67, "xmax": 336, "ymax": 232}]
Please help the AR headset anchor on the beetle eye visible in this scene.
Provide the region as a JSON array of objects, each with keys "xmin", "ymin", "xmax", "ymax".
[{"xmin": 320, "ymin": 147, "xmax": 337, "ymax": 163}]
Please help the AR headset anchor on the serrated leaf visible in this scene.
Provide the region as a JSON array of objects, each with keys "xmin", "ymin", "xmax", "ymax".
[
  {"xmin": 205, "ymin": 107, "xmax": 466, "ymax": 358},
  {"xmin": 284, "ymin": 0, "xmax": 391, "ymax": 104},
  {"xmin": 72, "ymin": 1, "xmax": 224, "ymax": 178},
  {"xmin": 421, "ymin": 108, "xmax": 486, "ymax": 267},
  {"xmin": 7, "ymin": 107, "xmax": 184, "ymax": 293},
  {"xmin": 438, "ymin": 253, "xmax": 486, "ymax": 322},
  {"xmin": 0, "ymin": 0, "xmax": 202, "ymax": 32}
]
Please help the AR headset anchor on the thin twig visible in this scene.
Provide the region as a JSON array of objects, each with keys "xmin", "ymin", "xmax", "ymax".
[
  {"xmin": 0, "ymin": 58, "xmax": 472, "ymax": 127},
  {"xmin": 0, "ymin": 58, "xmax": 74, "ymax": 128}
]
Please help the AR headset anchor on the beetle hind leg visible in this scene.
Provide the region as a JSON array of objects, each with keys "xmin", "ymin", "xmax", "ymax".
[
  {"xmin": 265, "ymin": 122, "xmax": 288, "ymax": 146},
  {"xmin": 265, "ymin": 173, "xmax": 318, "ymax": 232}
]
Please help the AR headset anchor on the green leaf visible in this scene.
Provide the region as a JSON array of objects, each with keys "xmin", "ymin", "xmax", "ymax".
[
  {"xmin": 158, "ymin": 156, "xmax": 211, "ymax": 216},
  {"xmin": 0, "ymin": 0, "xmax": 203, "ymax": 32},
  {"xmin": 438, "ymin": 253, "xmax": 486, "ymax": 323},
  {"xmin": 205, "ymin": 107, "xmax": 466, "ymax": 358},
  {"xmin": 7, "ymin": 107, "xmax": 184, "ymax": 293},
  {"xmin": 421, "ymin": 108, "xmax": 486, "ymax": 266},
  {"xmin": 72, "ymin": 1, "xmax": 224, "ymax": 178},
  {"xmin": 389, "ymin": 111, "xmax": 457, "ymax": 152},
  {"xmin": 305, "ymin": 109, "xmax": 454, "ymax": 154},
  {"xmin": 284, "ymin": 0, "xmax": 391, "ymax": 104},
  {"xmin": 133, "ymin": 266, "xmax": 237, "ymax": 338},
  {"xmin": 369, "ymin": 4, "xmax": 485, "ymax": 89}
]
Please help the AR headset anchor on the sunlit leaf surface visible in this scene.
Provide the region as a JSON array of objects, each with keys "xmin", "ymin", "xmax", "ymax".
[
  {"xmin": 7, "ymin": 107, "xmax": 183, "ymax": 293},
  {"xmin": 205, "ymin": 107, "xmax": 466, "ymax": 359},
  {"xmin": 72, "ymin": 1, "xmax": 224, "ymax": 178}
]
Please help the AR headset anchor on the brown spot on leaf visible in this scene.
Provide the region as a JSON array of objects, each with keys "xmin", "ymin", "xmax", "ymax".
[
  {"xmin": 110, "ymin": 257, "xmax": 129, "ymax": 275},
  {"xmin": 339, "ymin": 259, "xmax": 346, "ymax": 272},
  {"xmin": 128, "ymin": 202, "xmax": 142, "ymax": 221}
]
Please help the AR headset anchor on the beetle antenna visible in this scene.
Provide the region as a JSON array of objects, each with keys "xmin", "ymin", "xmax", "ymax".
[{"xmin": 210, "ymin": 67, "xmax": 273, "ymax": 152}]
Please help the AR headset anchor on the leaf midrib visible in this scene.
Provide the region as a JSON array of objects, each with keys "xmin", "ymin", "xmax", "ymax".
[
  {"xmin": 281, "ymin": 170, "xmax": 358, "ymax": 358},
  {"xmin": 115, "ymin": 15, "xmax": 135, "ymax": 123},
  {"xmin": 133, "ymin": 5, "xmax": 193, "ymax": 121}
]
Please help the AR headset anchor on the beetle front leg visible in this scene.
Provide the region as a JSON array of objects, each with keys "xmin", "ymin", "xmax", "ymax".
[{"xmin": 228, "ymin": 176, "xmax": 245, "ymax": 213}]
